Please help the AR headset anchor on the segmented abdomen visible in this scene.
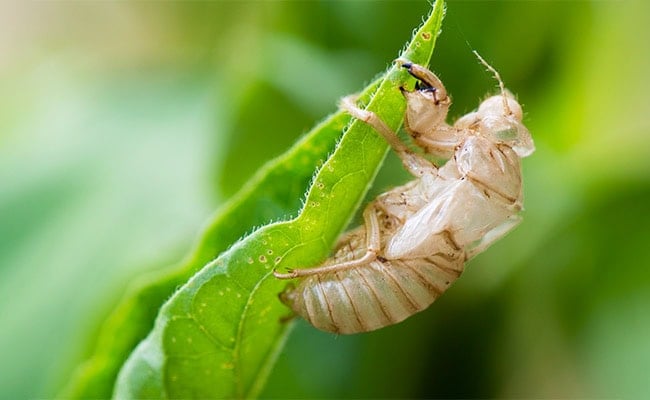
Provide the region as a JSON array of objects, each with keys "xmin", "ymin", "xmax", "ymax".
[{"xmin": 286, "ymin": 248, "xmax": 464, "ymax": 334}]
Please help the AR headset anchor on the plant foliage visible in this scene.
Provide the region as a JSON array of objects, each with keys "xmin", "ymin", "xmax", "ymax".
[{"xmin": 65, "ymin": 2, "xmax": 445, "ymax": 398}]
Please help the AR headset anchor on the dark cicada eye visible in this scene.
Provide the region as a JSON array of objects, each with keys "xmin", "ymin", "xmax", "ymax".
[{"xmin": 415, "ymin": 80, "xmax": 434, "ymax": 92}]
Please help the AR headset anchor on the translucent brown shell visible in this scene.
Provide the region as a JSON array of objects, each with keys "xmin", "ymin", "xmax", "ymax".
[{"xmin": 275, "ymin": 56, "xmax": 534, "ymax": 334}]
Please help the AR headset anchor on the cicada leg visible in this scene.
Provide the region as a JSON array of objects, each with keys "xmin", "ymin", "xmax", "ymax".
[
  {"xmin": 273, "ymin": 204, "xmax": 381, "ymax": 279},
  {"xmin": 339, "ymin": 95, "xmax": 436, "ymax": 178}
]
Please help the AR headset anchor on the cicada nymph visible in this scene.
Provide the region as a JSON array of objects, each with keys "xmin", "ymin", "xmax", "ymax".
[{"xmin": 274, "ymin": 53, "xmax": 535, "ymax": 334}]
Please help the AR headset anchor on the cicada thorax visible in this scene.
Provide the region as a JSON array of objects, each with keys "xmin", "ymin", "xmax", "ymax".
[{"xmin": 281, "ymin": 210, "xmax": 465, "ymax": 334}]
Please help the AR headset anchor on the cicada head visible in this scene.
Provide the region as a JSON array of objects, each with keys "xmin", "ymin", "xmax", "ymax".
[{"xmin": 477, "ymin": 93, "xmax": 535, "ymax": 158}]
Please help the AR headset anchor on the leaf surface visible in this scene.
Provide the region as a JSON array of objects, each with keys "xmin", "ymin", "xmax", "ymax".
[{"xmin": 62, "ymin": 88, "xmax": 355, "ymax": 399}]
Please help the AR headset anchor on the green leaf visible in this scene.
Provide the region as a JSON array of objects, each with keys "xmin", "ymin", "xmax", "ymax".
[
  {"xmin": 61, "ymin": 88, "xmax": 356, "ymax": 398},
  {"xmin": 112, "ymin": 2, "xmax": 445, "ymax": 398}
]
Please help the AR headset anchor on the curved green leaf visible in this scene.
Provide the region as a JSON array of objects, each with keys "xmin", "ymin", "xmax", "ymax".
[
  {"xmin": 61, "ymin": 91, "xmax": 357, "ymax": 398},
  {"xmin": 114, "ymin": 2, "xmax": 445, "ymax": 398},
  {"xmin": 62, "ymin": 81, "xmax": 371, "ymax": 400}
]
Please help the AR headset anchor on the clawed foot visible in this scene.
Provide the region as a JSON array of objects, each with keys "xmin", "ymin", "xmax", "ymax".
[{"xmin": 273, "ymin": 268, "xmax": 297, "ymax": 280}]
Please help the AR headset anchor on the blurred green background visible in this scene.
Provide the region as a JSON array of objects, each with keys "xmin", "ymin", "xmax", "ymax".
[{"xmin": 1, "ymin": 1, "xmax": 649, "ymax": 398}]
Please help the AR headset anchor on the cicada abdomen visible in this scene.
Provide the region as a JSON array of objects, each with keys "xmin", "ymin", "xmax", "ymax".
[{"xmin": 280, "ymin": 225, "xmax": 464, "ymax": 334}]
